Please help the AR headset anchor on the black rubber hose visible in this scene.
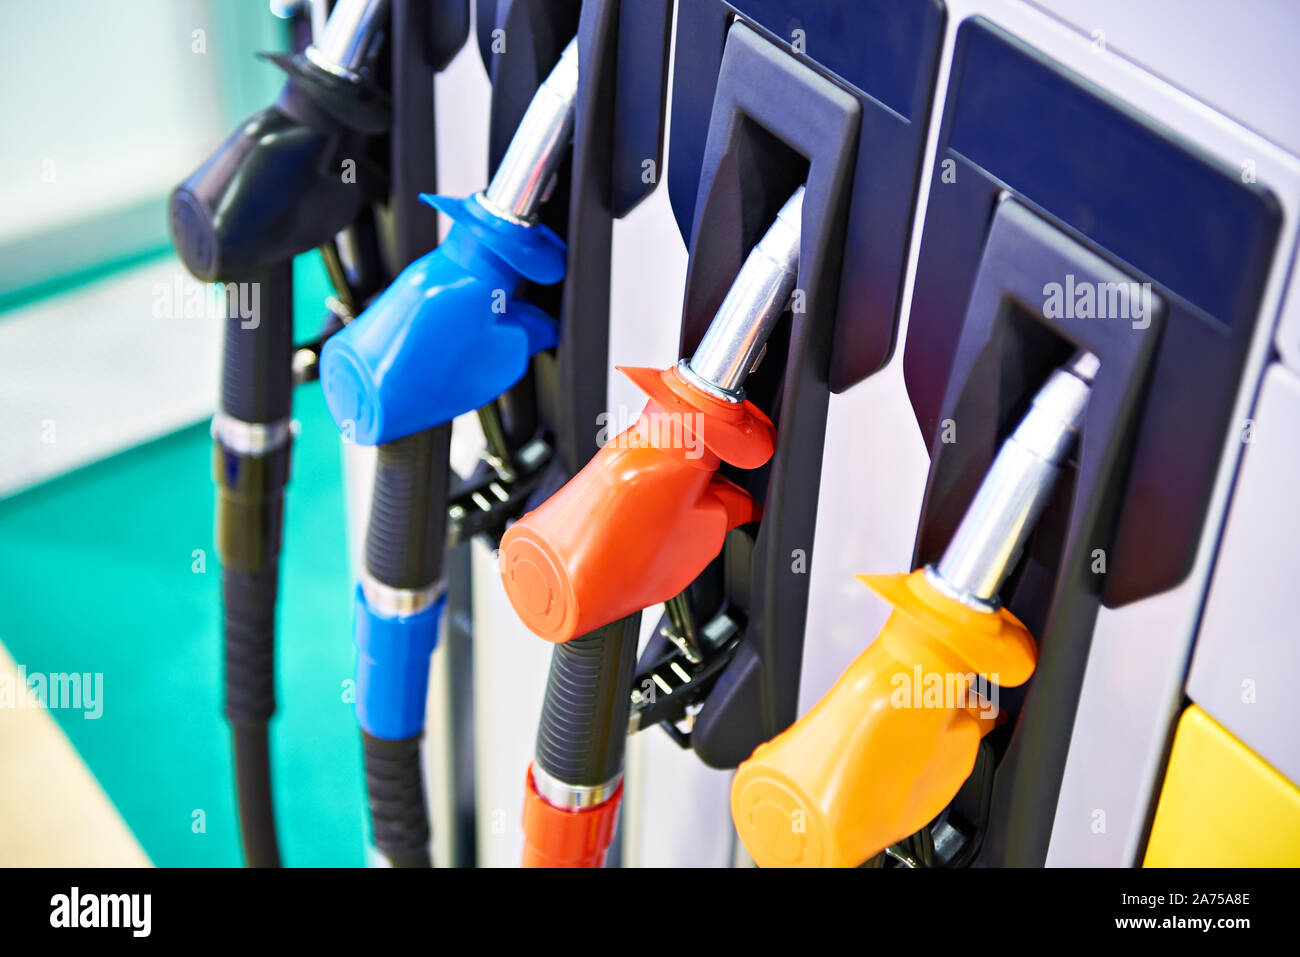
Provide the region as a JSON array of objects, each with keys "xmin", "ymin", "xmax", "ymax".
[
  {"xmin": 360, "ymin": 424, "xmax": 452, "ymax": 867},
  {"xmin": 222, "ymin": 563, "xmax": 281, "ymax": 868},
  {"xmin": 362, "ymin": 732, "xmax": 432, "ymax": 868},
  {"xmin": 218, "ymin": 265, "xmax": 294, "ymax": 423},
  {"xmin": 215, "ymin": 261, "xmax": 293, "ymax": 868},
  {"xmin": 534, "ymin": 614, "xmax": 641, "ymax": 788},
  {"xmin": 222, "ymin": 565, "xmax": 279, "ymax": 723},
  {"xmin": 230, "ymin": 724, "xmax": 280, "ymax": 867},
  {"xmin": 365, "ymin": 427, "xmax": 451, "ymax": 588}
]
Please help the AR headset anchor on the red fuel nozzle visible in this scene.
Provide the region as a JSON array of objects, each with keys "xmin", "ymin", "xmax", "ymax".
[
  {"xmin": 500, "ymin": 363, "xmax": 775, "ymax": 643},
  {"xmin": 499, "ymin": 187, "xmax": 803, "ymax": 643}
]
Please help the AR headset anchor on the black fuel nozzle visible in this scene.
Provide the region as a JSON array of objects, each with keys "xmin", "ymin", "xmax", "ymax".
[
  {"xmin": 169, "ymin": 47, "xmax": 391, "ymax": 284},
  {"xmin": 170, "ymin": 0, "xmax": 398, "ymax": 869}
]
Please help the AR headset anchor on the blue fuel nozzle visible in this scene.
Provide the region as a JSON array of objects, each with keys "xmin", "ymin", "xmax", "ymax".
[{"xmin": 319, "ymin": 192, "xmax": 565, "ymax": 445}]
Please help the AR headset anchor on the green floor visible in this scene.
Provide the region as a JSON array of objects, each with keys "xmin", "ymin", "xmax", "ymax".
[{"xmin": 0, "ymin": 256, "xmax": 366, "ymax": 866}]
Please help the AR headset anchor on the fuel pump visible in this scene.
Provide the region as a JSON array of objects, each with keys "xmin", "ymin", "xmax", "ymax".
[
  {"xmin": 169, "ymin": 0, "xmax": 396, "ymax": 867},
  {"xmin": 499, "ymin": 187, "xmax": 804, "ymax": 867},
  {"xmin": 317, "ymin": 38, "xmax": 580, "ymax": 867},
  {"xmin": 729, "ymin": 352, "xmax": 1098, "ymax": 868}
]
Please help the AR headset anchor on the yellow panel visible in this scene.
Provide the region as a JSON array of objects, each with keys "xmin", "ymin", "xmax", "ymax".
[{"xmin": 1144, "ymin": 705, "xmax": 1300, "ymax": 867}]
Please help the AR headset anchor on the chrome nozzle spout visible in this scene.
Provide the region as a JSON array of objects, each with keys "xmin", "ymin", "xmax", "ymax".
[
  {"xmin": 482, "ymin": 39, "xmax": 580, "ymax": 224},
  {"xmin": 930, "ymin": 350, "xmax": 1098, "ymax": 608},
  {"xmin": 683, "ymin": 186, "xmax": 804, "ymax": 402},
  {"xmin": 305, "ymin": 0, "xmax": 391, "ymax": 81}
]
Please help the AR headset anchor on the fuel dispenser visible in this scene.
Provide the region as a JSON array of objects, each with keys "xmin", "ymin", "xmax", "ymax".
[
  {"xmin": 318, "ymin": 0, "xmax": 673, "ymax": 866},
  {"xmin": 497, "ymin": 0, "xmax": 950, "ymax": 866},
  {"xmin": 148, "ymin": 0, "xmax": 1300, "ymax": 872},
  {"xmin": 625, "ymin": 0, "xmax": 943, "ymax": 778},
  {"xmin": 496, "ymin": 3, "xmax": 1294, "ymax": 869},
  {"xmin": 730, "ymin": 12, "xmax": 1286, "ymax": 868},
  {"xmin": 900, "ymin": 19, "xmax": 1282, "ymax": 868},
  {"xmin": 168, "ymin": 0, "xmax": 469, "ymax": 866},
  {"xmin": 732, "ymin": 351, "xmax": 1094, "ymax": 867}
]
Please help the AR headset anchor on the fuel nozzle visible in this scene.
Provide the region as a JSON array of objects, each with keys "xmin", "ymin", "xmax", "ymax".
[
  {"xmin": 169, "ymin": 0, "xmax": 397, "ymax": 869},
  {"xmin": 169, "ymin": 0, "xmax": 391, "ymax": 283},
  {"xmin": 499, "ymin": 187, "xmax": 804, "ymax": 644},
  {"xmin": 317, "ymin": 39, "xmax": 581, "ymax": 445},
  {"xmin": 730, "ymin": 352, "xmax": 1097, "ymax": 868}
]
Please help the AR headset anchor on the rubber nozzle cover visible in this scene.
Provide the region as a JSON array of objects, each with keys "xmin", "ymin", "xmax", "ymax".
[
  {"xmin": 731, "ymin": 569, "xmax": 1037, "ymax": 868},
  {"xmin": 319, "ymin": 194, "xmax": 564, "ymax": 445},
  {"xmin": 521, "ymin": 766, "xmax": 622, "ymax": 868},
  {"xmin": 499, "ymin": 364, "xmax": 775, "ymax": 644}
]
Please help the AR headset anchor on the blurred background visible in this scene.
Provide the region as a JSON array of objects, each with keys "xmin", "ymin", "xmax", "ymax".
[{"xmin": 0, "ymin": 0, "xmax": 361, "ymax": 867}]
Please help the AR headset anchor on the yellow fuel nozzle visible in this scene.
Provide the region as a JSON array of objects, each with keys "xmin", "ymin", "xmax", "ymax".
[{"xmin": 731, "ymin": 352, "xmax": 1097, "ymax": 868}]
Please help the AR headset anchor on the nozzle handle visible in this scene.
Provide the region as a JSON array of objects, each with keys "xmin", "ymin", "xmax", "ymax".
[
  {"xmin": 731, "ymin": 570, "xmax": 1036, "ymax": 867},
  {"xmin": 498, "ymin": 365, "xmax": 772, "ymax": 643}
]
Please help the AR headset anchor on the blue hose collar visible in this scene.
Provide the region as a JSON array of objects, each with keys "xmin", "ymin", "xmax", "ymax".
[{"xmin": 353, "ymin": 585, "xmax": 444, "ymax": 741}]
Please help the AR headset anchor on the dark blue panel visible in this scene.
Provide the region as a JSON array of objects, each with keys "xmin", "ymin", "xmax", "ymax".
[
  {"xmin": 905, "ymin": 17, "xmax": 1282, "ymax": 609},
  {"xmin": 667, "ymin": 0, "xmax": 947, "ymax": 391},
  {"xmin": 740, "ymin": 0, "xmax": 935, "ymax": 118},
  {"xmin": 611, "ymin": 0, "xmax": 673, "ymax": 217},
  {"xmin": 666, "ymin": 0, "xmax": 731, "ymax": 237},
  {"xmin": 948, "ymin": 21, "xmax": 1279, "ymax": 328}
]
